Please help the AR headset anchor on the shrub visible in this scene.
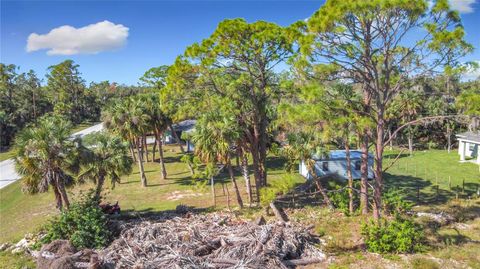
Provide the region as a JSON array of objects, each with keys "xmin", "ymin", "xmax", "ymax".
[
  {"xmin": 382, "ymin": 188, "xmax": 414, "ymax": 216},
  {"xmin": 328, "ymin": 186, "xmax": 350, "ymax": 215},
  {"xmin": 361, "ymin": 216, "xmax": 425, "ymax": 253},
  {"xmin": 259, "ymin": 174, "xmax": 297, "ymax": 206},
  {"xmin": 41, "ymin": 190, "xmax": 112, "ymax": 249},
  {"xmin": 327, "ymin": 181, "xmax": 360, "ymax": 216}
]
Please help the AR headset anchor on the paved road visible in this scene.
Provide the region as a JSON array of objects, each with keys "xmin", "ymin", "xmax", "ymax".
[{"xmin": 0, "ymin": 123, "xmax": 104, "ymax": 190}]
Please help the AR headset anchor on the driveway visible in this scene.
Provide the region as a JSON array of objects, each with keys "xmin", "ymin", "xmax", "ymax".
[{"xmin": 0, "ymin": 123, "xmax": 104, "ymax": 190}]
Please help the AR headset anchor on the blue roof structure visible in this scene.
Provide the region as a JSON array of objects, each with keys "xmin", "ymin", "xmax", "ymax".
[{"xmin": 313, "ymin": 150, "xmax": 373, "ymax": 161}]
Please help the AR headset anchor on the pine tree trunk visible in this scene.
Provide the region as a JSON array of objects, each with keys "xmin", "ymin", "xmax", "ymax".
[
  {"xmin": 227, "ymin": 160, "xmax": 243, "ymax": 208},
  {"xmin": 156, "ymin": 132, "xmax": 167, "ymax": 180},
  {"xmin": 345, "ymin": 138, "xmax": 354, "ymax": 215},
  {"xmin": 360, "ymin": 132, "xmax": 369, "ymax": 215},
  {"xmin": 136, "ymin": 137, "xmax": 147, "ymax": 187},
  {"xmin": 372, "ymin": 116, "xmax": 386, "ymax": 222},
  {"xmin": 307, "ymin": 164, "xmax": 333, "ymax": 208},
  {"xmin": 241, "ymin": 150, "xmax": 252, "ymax": 206}
]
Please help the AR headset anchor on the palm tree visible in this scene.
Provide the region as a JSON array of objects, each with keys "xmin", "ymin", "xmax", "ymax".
[
  {"xmin": 14, "ymin": 115, "xmax": 80, "ymax": 210},
  {"xmin": 78, "ymin": 132, "xmax": 133, "ymax": 198},
  {"xmin": 103, "ymin": 98, "xmax": 150, "ymax": 187},
  {"xmin": 391, "ymin": 90, "xmax": 423, "ymax": 155},
  {"xmin": 190, "ymin": 111, "xmax": 244, "ymax": 208},
  {"xmin": 140, "ymin": 93, "xmax": 170, "ymax": 179}
]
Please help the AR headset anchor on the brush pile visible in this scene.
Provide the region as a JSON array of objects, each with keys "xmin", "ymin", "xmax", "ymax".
[{"xmin": 100, "ymin": 212, "xmax": 326, "ymax": 268}]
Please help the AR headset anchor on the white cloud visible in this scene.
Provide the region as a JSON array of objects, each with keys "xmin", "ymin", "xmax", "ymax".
[
  {"xmin": 27, "ymin": 21, "xmax": 129, "ymax": 55},
  {"xmin": 462, "ymin": 61, "xmax": 480, "ymax": 81},
  {"xmin": 449, "ymin": 0, "xmax": 476, "ymax": 14}
]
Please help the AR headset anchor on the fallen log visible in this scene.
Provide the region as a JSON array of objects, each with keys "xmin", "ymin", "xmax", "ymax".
[{"xmin": 270, "ymin": 202, "xmax": 289, "ymax": 223}]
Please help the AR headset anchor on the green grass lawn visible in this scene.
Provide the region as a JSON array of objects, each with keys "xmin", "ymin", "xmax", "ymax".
[{"xmin": 384, "ymin": 149, "xmax": 480, "ymax": 204}]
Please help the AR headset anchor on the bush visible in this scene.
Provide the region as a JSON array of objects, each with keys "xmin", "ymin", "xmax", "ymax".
[
  {"xmin": 327, "ymin": 181, "xmax": 360, "ymax": 216},
  {"xmin": 41, "ymin": 190, "xmax": 112, "ymax": 249},
  {"xmin": 382, "ymin": 188, "xmax": 414, "ymax": 216},
  {"xmin": 361, "ymin": 216, "xmax": 425, "ymax": 253},
  {"xmin": 259, "ymin": 174, "xmax": 297, "ymax": 206}
]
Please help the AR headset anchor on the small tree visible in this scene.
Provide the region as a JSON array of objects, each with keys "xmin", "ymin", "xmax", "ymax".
[{"xmin": 79, "ymin": 132, "xmax": 133, "ymax": 198}]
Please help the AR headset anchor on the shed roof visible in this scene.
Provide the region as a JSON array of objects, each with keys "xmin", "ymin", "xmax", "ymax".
[
  {"xmin": 172, "ymin": 119, "xmax": 196, "ymax": 133},
  {"xmin": 456, "ymin": 131, "xmax": 480, "ymax": 143},
  {"xmin": 313, "ymin": 150, "xmax": 374, "ymax": 161}
]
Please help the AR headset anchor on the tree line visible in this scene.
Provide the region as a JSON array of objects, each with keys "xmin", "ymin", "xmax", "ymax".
[{"xmin": 0, "ymin": 60, "xmax": 149, "ymax": 149}]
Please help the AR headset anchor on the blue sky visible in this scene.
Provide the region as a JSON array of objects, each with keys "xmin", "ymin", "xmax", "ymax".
[{"xmin": 1, "ymin": 0, "xmax": 479, "ymax": 85}]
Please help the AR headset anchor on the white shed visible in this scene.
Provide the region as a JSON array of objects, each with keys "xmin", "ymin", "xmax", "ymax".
[
  {"xmin": 456, "ymin": 131, "xmax": 480, "ymax": 164},
  {"xmin": 299, "ymin": 150, "xmax": 374, "ymax": 180}
]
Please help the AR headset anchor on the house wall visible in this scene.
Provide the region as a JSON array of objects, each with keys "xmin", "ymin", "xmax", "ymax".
[
  {"xmin": 458, "ymin": 139, "xmax": 479, "ymax": 158},
  {"xmin": 299, "ymin": 158, "xmax": 374, "ymax": 180}
]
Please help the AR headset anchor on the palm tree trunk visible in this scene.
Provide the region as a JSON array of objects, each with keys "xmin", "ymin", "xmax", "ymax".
[
  {"xmin": 129, "ymin": 140, "xmax": 136, "ymax": 162},
  {"xmin": 169, "ymin": 123, "xmax": 194, "ymax": 173},
  {"xmin": 152, "ymin": 137, "xmax": 157, "ymax": 161},
  {"xmin": 52, "ymin": 182, "xmax": 63, "ymax": 210},
  {"xmin": 447, "ymin": 125, "xmax": 451, "ymax": 154},
  {"xmin": 135, "ymin": 137, "xmax": 147, "ymax": 187},
  {"xmin": 95, "ymin": 174, "xmax": 105, "ymax": 199},
  {"xmin": 156, "ymin": 132, "xmax": 167, "ymax": 180},
  {"xmin": 408, "ymin": 132, "xmax": 413, "ymax": 156},
  {"xmin": 169, "ymin": 123, "xmax": 185, "ymax": 152},
  {"xmin": 56, "ymin": 176, "xmax": 70, "ymax": 209},
  {"xmin": 345, "ymin": 138, "xmax": 354, "ymax": 215},
  {"xmin": 143, "ymin": 135, "xmax": 150, "ymax": 162},
  {"xmin": 227, "ymin": 159, "xmax": 243, "ymax": 208},
  {"xmin": 388, "ymin": 128, "xmax": 394, "ymax": 150},
  {"xmin": 211, "ymin": 176, "xmax": 216, "ymax": 207},
  {"xmin": 241, "ymin": 150, "xmax": 252, "ymax": 206}
]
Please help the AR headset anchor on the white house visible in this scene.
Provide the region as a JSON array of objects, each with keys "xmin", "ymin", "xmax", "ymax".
[
  {"xmin": 456, "ymin": 131, "xmax": 480, "ymax": 164},
  {"xmin": 299, "ymin": 150, "xmax": 375, "ymax": 180}
]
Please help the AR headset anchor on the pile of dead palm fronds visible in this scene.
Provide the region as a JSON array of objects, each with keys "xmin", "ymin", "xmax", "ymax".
[{"xmin": 100, "ymin": 212, "xmax": 326, "ymax": 268}]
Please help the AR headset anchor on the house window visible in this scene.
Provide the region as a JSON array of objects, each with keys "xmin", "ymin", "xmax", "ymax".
[
  {"xmin": 469, "ymin": 143, "xmax": 475, "ymax": 151},
  {"xmin": 322, "ymin": 162, "xmax": 329, "ymax": 172},
  {"xmin": 354, "ymin": 160, "xmax": 361, "ymax": 171}
]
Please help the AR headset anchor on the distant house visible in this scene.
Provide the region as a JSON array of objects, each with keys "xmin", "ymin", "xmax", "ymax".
[
  {"xmin": 165, "ymin": 119, "xmax": 196, "ymax": 152},
  {"xmin": 299, "ymin": 150, "xmax": 375, "ymax": 180},
  {"xmin": 456, "ymin": 131, "xmax": 480, "ymax": 164}
]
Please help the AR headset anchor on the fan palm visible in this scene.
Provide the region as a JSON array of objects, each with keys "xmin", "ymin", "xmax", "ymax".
[
  {"xmin": 140, "ymin": 93, "xmax": 170, "ymax": 179},
  {"xmin": 78, "ymin": 132, "xmax": 133, "ymax": 198},
  {"xmin": 103, "ymin": 97, "xmax": 150, "ymax": 187},
  {"xmin": 14, "ymin": 115, "xmax": 80, "ymax": 210},
  {"xmin": 190, "ymin": 111, "xmax": 244, "ymax": 208}
]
